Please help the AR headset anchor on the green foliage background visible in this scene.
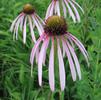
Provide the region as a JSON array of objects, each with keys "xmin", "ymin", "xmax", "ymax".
[{"xmin": 0, "ymin": 0, "xmax": 101, "ymax": 100}]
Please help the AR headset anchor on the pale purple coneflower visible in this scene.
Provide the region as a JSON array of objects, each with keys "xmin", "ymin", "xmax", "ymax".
[
  {"xmin": 45, "ymin": 0, "xmax": 84, "ymax": 23},
  {"xmin": 30, "ymin": 16, "xmax": 89, "ymax": 91},
  {"xmin": 10, "ymin": 4, "xmax": 44, "ymax": 44}
]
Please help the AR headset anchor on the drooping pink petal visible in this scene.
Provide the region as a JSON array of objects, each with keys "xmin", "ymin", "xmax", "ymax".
[
  {"xmin": 35, "ymin": 46, "xmax": 39, "ymax": 63},
  {"xmin": 38, "ymin": 37, "xmax": 49, "ymax": 86},
  {"xmin": 23, "ymin": 16, "xmax": 27, "ymax": 44},
  {"xmin": 42, "ymin": 37, "xmax": 50, "ymax": 65},
  {"xmin": 34, "ymin": 15, "xmax": 44, "ymax": 34},
  {"xmin": 30, "ymin": 34, "xmax": 44, "ymax": 77},
  {"xmin": 71, "ymin": 0, "xmax": 84, "ymax": 13},
  {"xmin": 66, "ymin": 40, "xmax": 81, "ymax": 80},
  {"xmin": 49, "ymin": 1, "xmax": 54, "ymax": 17},
  {"xmin": 73, "ymin": 39, "xmax": 89, "ymax": 66},
  {"xmin": 35, "ymin": 14, "xmax": 45, "ymax": 25},
  {"xmin": 42, "ymin": 51, "xmax": 46, "ymax": 66},
  {"xmin": 62, "ymin": 0, "xmax": 67, "ymax": 18},
  {"xmin": 67, "ymin": 33, "xmax": 89, "ymax": 66},
  {"xmin": 62, "ymin": 39, "xmax": 76, "ymax": 81},
  {"xmin": 45, "ymin": 0, "xmax": 55, "ymax": 19},
  {"xmin": 54, "ymin": 2, "xmax": 57, "ymax": 14},
  {"xmin": 67, "ymin": 33, "xmax": 89, "ymax": 57},
  {"xmin": 67, "ymin": 36, "xmax": 75, "ymax": 48},
  {"xmin": 62, "ymin": 39, "xmax": 66, "ymax": 57},
  {"xmin": 64, "ymin": 0, "xmax": 76, "ymax": 23},
  {"xmin": 45, "ymin": 2, "xmax": 53, "ymax": 19},
  {"xmin": 57, "ymin": 38, "xmax": 65, "ymax": 91},
  {"xmin": 32, "ymin": 22, "xmax": 35, "ymax": 29},
  {"xmin": 31, "ymin": 15, "xmax": 42, "ymax": 35},
  {"xmin": 28, "ymin": 16, "xmax": 36, "ymax": 43},
  {"xmin": 13, "ymin": 15, "xmax": 22, "ymax": 40},
  {"xmin": 49, "ymin": 37, "xmax": 55, "ymax": 91},
  {"xmin": 10, "ymin": 13, "xmax": 23, "ymax": 32},
  {"xmin": 20, "ymin": 15, "xmax": 25, "ymax": 31},
  {"xmin": 30, "ymin": 34, "xmax": 45, "ymax": 65},
  {"xmin": 69, "ymin": 0, "xmax": 80, "ymax": 22},
  {"xmin": 56, "ymin": 1, "xmax": 61, "ymax": 16}
]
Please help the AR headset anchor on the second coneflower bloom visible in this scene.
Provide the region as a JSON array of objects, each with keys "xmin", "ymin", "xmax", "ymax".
[
  {"xmin": 45, "ymin": 0, "xmax": 84, "ymax": 23},
  {"xmin": 10, "ymin": 4, "xmax": 44, "ymax": 43},
  {"xmin": 30, "ymin": 16, "xmax": 89, "ymax": 91}
]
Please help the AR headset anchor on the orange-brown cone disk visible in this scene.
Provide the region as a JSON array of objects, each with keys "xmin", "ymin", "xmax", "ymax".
[{"xmin": 23, "ymin": 4, "xmax": 35, "ymax": 14}]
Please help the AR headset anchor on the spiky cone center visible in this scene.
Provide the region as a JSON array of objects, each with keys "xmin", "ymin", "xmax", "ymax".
[
  {"xmin": 23, "ymin": 4, "xmax": 35, "ymax": 14},
  {"xmin": 44, "ymin": 16, "xmax": 67, "ymax": 36}
]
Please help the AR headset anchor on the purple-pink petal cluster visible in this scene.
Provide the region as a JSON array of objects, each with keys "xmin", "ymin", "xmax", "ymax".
[
  {"xmin": 30, "ymin": 32, "xmax": 89, "ymax": 91},
  {"xmin": 45, "ymin": 0, "xmax": 84, "ymax": 23},
  {"xmin": 10, "ymin": 12, "xmax": 44, "ymax": 44}
]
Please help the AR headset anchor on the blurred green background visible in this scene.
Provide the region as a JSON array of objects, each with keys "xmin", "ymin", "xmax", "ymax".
[{"xmin": 0, "ymin": 0, "xmax": 101, "ymax": 100}]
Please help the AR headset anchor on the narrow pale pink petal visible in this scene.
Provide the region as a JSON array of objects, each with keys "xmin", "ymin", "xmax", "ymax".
[
  {"xmin": 32, "ymin": 15, "xmax": 42, "ymax": 35},
  {"xmin": 32, "ymin": 22, "xmax": 35, "ymax": 29},
  {"xmin": 45, "ymin": 0, "xmax": 54, "ymax": 19},
  {"xmin": 35, "ymin": 46, "xmax": 39, "ymax": 63},
  {"xmin": 49, "ymin": 1, "xmax": 54, "ymax": 17},
  {"xmin": 71, "ymin": 0, "xmax": 84, "ymax": 13},
  {"xmin": 30, "ymin": 34, "xmax": 44, "ymax": 77},
  {"xmin": 10, "ymin": 13, "xmax": 23, "ymax": 32},
  {"xmin": 62, "ymin": 40, "xmax": 66, "ymax": 57},
  {"xmin": 36, "ymin": 14, "xmax": 45, "ymax": 25},
  {"xmin": 56, "ymin": 1, "xmax": 61, "ymax": 16},
  {"xmin": 54, "ymin": 2, "xmax": 57, "ymax": 14},
  {"xmin": 15, "ymin": 16, "xmax": 23, "ymax": 40},
  {"xmin": 62, "ymin": 39, "xmax": 76, "ymax": 81},
  {"xmin": 13, "ymin": 17, "xmax": 20, "ymax": 40},
  {"xmin": 20, "ymin": 15, "xmax": 25, "ymax": 31},
  {"xmin": 57, "ymin": 39, "xmax": 65, "ymax": 91},
  {"xmin": 23, "ymin": 16, "xmax": 27, "ymax": 44},
  {"xmin": 67, "ymin": 33, "xmax": 89, "ymax": 57},
  {"xmin": 34, "ymin": 15, "xmax": 44, "ymax": 34},
  {"xmin": 49, "ymin": 37, "xmax": 55, "ymax": 91},
  {"xmin": 45, "ymin": 2, "xmax": 53, "ymax": 19},
  {"xmin": 28, "ymin": 16, "xmax": 36, "ymax": 43},
  {"xmin": 69, "ymin": 35, "xmax": 89, "ymax": 66},
  {"xmin": 69, "ymin": 0, "xmax": 80, "ymax": 22},
  {"xmin": 31, "ymin": 46, "xmax": 39, "ymax": 77},
  {"xmin": 30, "ymin": 34, "xmax": 44, "ymax": 65},
  {"xmin": 42, "ymin": 38, "xmax": 50, "ymax": 65},
  {"xmin": 38, "ymin": 37, "xmax": 49, "ymax": 86},
  {"xmin": 68, "ymin": 36, "xmax": 75, "ymax": 48},
  {"xmin": 64, "ymin": 0, "xmax": 76, "ymax": 23},
  {"xmin": 42, "ymin": 52, "xmax": 46, "ymax": 66},
  {"xmin": 66, "ymin": 40, "xmax": 81, "ymax": 80},
  {"xmin": 67, "ymin": 33, "xmax": 89, "ymax": 66},
  {"xmin": 73, "ymin": 39, "xmax": 89, "ymax": 66},
  {"xmin": 62, "ymin": 0, "xmax": 67, "ymax": 18}
]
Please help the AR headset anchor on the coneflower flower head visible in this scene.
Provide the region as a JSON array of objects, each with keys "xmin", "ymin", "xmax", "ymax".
[
  {"xmin": 45, "ymin": 0, "xmax": 84, "ymax": 23},
  {"xmin": 30, "ymin": 15, "xmax": 89, "ymax": 91},
  {"xmin": 44, "ymin": 16, "xmax": 67, "ymax": 36},
  {"xmin": 23, "ymin": 4, "xmax": 35, "ymax": 14},
  {"xmin": 10, "ymin": 4, "xmax": 44, "ymax": 44}
]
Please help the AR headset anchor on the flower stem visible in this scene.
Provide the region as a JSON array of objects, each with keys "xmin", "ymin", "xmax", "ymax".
[{"xmin": 54, "ymin": 38, "xmax": 59, "ymax": 84}]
